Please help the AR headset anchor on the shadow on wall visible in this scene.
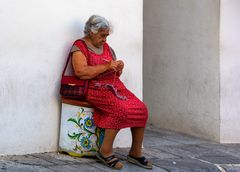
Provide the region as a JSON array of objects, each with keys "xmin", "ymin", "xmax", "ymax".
[
  {"xmin": 56, "ymin": 20, "xmax": 86, "ymax": 147},
  {"xmin": 56, "ymin": 20, "xmax": 85, "ymax": 109}
]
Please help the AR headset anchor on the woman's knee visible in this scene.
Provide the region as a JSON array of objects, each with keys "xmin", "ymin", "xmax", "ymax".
[{"xmin": 142, "ymin": 103, "xmax": 149, "ymax": 121}]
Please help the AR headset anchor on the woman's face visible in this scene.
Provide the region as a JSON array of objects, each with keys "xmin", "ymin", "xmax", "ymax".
[{"xmin": 90, "ymin": 29, "xmax": 110, "ymax": 48}]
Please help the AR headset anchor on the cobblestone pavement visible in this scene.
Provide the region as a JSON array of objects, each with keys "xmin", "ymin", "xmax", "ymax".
[{"xmin": 1, "ymin": 125, "xmax": 240, "ymax": 172}]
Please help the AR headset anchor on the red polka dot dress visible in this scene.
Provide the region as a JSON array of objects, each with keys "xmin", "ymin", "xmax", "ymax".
[{"xmin": 73, "ymin": 40, "xmax": 148, "ymax": 129}]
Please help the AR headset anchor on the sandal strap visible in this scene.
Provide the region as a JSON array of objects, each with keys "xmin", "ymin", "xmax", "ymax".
[
  {"xmin": 102, "ymin": 154, "xmax": 116, "ymax": 161},
  {"xmin": 129, "ymin": 155, "xmax": 149, "ymax": 165},
  {"xmin": 108, "ymin": 158, "xmax": 120, "ymax": 167},
  {"xmin": 97, "ymin": 153, "xmax": 121, "ymax": 168}
]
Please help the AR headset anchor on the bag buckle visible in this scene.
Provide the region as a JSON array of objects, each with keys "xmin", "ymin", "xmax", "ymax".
[{"xmin": 68, "ymin": 83, "xmax": 76, "ymax": 86}]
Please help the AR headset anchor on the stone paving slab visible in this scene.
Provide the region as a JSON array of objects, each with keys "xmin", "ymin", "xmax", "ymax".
[
  {"xmin": 161, "ymin": 134, "xmax": 212, "ymax": 145},
  {"xmin": 0, "ymin": 160, "xmax": 52, "ymax": 172},
  {"xmin": 196, "ymin": 151, "xmax": 240, "ymax": 164},
  {"xmin": 144, "ymin": 135, "xmax": 182, "ymax": 147},
  {"xmin": 145, "ymin": 126, "xmax": 211, "ymax": 145},
  {"xmin": 0, "ymin": 155, "xmax": 53, "ymax": 167},
  {"xmin": 30, "ymin": 154, "xmax": 70, "ymax": 166},
  {"xmin": 31, "ymin": 152, "xmax": 96, "ymax": 165},
  {"xmin": 114, "ymin": 147, "xmax": 177, "ymax": 162},
  {"xmin": 145, "ymin": 126, "xmax": 179, "ymax": 136},
  {"xmin": 220, "ymin": 165, "xmax": 240, "ymax": 172},
  {"xmin": 152, "ymin": 158, "xmax": 221, "ymax": 172},
  {"xmin": 154, "ymin": 145, "xmax": 199, "ymax": 158},
  {"xmin": 90, "ymin": 161, "xmax": 168, "ymax": 172},
  {"xmin": 43, "ymin": 152, "xmax": 96, "ymax": 163},
  {"xmin": 144, "ymin": 128, "xmax": 176, "ymax": 137},
  {"xmin": 199, "ymin": 143, "xmax": 240, "ymax": 158},
  {"xmin": 142, "ymin": 147, "xmax": 179, "ymax": 159},
  {"xmin": 173, "ymin": 145, "xmax": 212, "ymax": 156},
  {"xmin": 47, "ymin": 163, "xmax": 103, "ymax": 172}
]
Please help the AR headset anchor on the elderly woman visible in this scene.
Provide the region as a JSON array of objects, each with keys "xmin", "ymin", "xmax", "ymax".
[{"xmin": 70, "ymin": 15, "xmax": 152, "ymax": 170}]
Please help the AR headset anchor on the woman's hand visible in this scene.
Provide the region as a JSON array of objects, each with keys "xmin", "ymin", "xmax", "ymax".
[
  {"xmin": 107, "ymin": 60, "xmax": 124, "ymax": 76},
  {"xmin": 116, "ymin": 60, "xmax": 124, "ymax": 76},
  {"xmin": 108, "ymin": 60, "xmax": 119, "ymax": 71},
  {"xmin": 116, "ymin": 60, "xmax": 124, "ymax": 71}
]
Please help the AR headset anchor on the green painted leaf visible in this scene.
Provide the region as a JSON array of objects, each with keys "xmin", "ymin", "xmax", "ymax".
[
  {"xmin": 77, "ymin": 117, "xmax": 82, "ymax": 125},
  {"xmin": 73, "ymin": 145, "xmax": 77, "ymax": 151},
  {"xmin": 91, "ymin": 148, "xmax": 97, "ymax": 152},
  {"xmin": 68, "ymin": 118, "xmax": 82, "ymax": 128},
  {"xmin": 67, "ymin": 118, "xmax": 78, "ymax": 125},
  {"xmin": 80, "ymin": 108, "xmax": 84, "ymax": 113},
  {"xmin": 68, "ymin": 133, "xmax": 81, "ymax": 140},
  {"xmin": 87, "ymin": 133, "xmax": 94, "ymax": 138},
  {"xmin": 83, "ymin": 125, "xmax": 94, "ymax": 135}
]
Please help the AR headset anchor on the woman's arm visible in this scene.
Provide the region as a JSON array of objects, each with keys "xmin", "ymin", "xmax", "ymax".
[{"xmin": 72, "ymin": 51, "xmax": 119, "ymax": 80}]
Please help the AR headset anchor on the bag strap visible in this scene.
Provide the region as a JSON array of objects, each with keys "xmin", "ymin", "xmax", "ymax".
[
  {"xmin": 61, "ymin": 39, "xmax": 90, "ymax": 77},
  {"xmin": 104, "ymin": 43, "xmax": 115, "ymax": 60}
]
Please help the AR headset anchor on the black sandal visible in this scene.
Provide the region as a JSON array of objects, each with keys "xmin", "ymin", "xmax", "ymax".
[
  {"xmin": 96, "ymin": 152, "xmax": 124, "ymax": 170},
  {"xmin": 127, "ymin": 155, "xmax": 152, "ymax": 169}
]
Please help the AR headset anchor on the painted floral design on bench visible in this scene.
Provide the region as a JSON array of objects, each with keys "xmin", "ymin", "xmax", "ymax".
[{"xmin": 67, "ymin": 108, "xmax": 104, "ymax": 156}]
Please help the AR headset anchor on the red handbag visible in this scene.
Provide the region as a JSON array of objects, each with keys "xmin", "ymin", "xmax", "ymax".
[{"xmin": 60, "ymin": 40, "xmax": 90, "ymax": 99}]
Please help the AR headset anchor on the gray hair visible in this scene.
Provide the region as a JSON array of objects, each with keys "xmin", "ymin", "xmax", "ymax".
[{"xmin": 84, "ymin": 15, "xmax": 110, "ymax": 35}]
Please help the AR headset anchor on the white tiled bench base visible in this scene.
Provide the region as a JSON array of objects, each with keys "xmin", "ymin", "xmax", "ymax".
[{"xmin": 59, "ymin": 98, "xmax": 131, "ymax": 157}]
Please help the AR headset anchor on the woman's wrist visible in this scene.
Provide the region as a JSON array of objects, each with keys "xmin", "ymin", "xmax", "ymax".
[{"xmin": 105, "ymin": 62, "xmax": 111, "ymax": 71}]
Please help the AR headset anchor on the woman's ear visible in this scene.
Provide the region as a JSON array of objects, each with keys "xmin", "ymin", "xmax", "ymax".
[
  {"xmin": 89, "ymin": 31, "xmax": 93, "ymax": 36},
  {"xmin": 89, "ymin": 31, "xmax": 95, "ymax": 39}
]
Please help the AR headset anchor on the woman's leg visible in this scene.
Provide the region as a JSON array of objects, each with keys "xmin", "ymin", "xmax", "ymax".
[
  {"xmin": 100, "ymin": 129, "xmax": 119, "ymax": 157},
  {"xmin": 127, "ymin": 127, "xmax": 152, "ymax": 169},
  {"xmin": 98, "ymin": 129, "xmax": 124, "ymax": 169},
  {"xmin": 129, "ymin": 127, "xmax": 145, "ymax": 157}
]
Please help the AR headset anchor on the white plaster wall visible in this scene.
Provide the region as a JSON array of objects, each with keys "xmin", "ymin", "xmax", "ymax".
[
  {"xmin": 220, "ymin": 0, "xmax": 240, "ymax": 143},
  {"xmin": 0, "ymin": 0, "xmax": 143, "ymax": 155},
  {"xmin": 143, "ymin": 0, "xmax": 220, "ymax": 141}
]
